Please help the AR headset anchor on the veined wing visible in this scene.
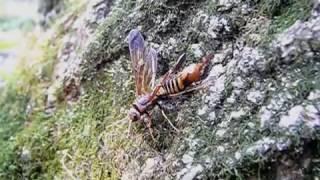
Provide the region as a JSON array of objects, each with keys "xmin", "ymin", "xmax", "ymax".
[
  {"xmin": 128, "ymin": 29, "xmax": 158, "ymax": 96},
  {"xmin": 142, "ymin": 47, "xmax": 157, "ymax": 92}
]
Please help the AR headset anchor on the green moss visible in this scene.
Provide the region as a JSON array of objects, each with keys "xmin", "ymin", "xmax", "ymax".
[
  {"xmin": 1, "ymin": 1, "xmax": 142, "ymax": 178},
  {"xmin": 1, "ymin": 0, "xmax": 319, "ymax": 178},
  {"xmin": 0, "ymin": 1, "xmax": 87, "ymax": 178},
  {"xmin": 261, "ymin": 0, "xmax": 313, "ymax": 43},
  {"xmin": 82, "ymin": 0, "xmax": 136, "ymax": 80},
  {"xmin": 0, "ymin": 82, "xmax": 29, "ymax": 177},
  {"xmin": 204, "ymin": 0, "xmax": 218, "ymax": 14},
  {"xmin": 0, "ymin": 59, "xmax": 139, "ymax": 178},
  {"xmin": 0, "ymin": 25, "xmax": 64, "ymax": 179},
  {"xmin": 259, "ymin": 0, "xmax": 290, "ymax": 17}
]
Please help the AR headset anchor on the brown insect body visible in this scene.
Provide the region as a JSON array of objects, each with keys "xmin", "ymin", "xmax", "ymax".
[
  {"xmin": 157, "ymin": 55, "xmax": 211, "ymax": 96},
  {"xmin": 128, "ymin": 55, "xmax": 211, "ymax": 122},
  {"xmin": 129, "ymin": 94, "xmax": 157, "ymax": 122},
  {"xmin": 127, "ymin": 29, "xmax": 213, "ymax": 138}
]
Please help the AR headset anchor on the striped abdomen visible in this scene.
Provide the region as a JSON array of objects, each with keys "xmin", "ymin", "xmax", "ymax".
[
  {"xmin": 157, "ymin": 63, "xmax": 204, "ymax": 96},
  {"xmin": 156, "ymin": 54, "xmax": 213, "ymax": 96},
  {"xmin": 158, "ymin": 76, "xmax": 186, "ymax": 95}
]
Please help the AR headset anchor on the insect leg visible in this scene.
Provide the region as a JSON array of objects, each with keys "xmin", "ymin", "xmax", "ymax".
[
  {"xmin": 161, "ymin": 110, "xmax": 180, "ymax": 133},
  {"xmin": 156, "ymin": 103, "xmax": 180, "ymax": 132},
  {"xmin": 145, "ymin": 113, "xmax": 157, "ymax": 142},
  {"xmin": 127, "ymin": 118, "xmax": 132, "ymax": 137},
  {"xmin": 169, "ymin": 53, "xmax": 187, "ymax": 75}
]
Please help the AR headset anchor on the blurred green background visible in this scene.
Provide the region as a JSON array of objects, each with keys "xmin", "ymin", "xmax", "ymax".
[{"xmin": 0, "ymin": 0, "xmax": 37, "ymax": 51}]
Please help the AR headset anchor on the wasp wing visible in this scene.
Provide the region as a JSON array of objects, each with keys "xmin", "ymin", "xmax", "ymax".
[
  {"xmin": 143, "ymin": 47, "xmax": 158, "ymax": 91},
  {"xmin": 128, "ymin": 29, "xmax": 158, "ymax": 95}
]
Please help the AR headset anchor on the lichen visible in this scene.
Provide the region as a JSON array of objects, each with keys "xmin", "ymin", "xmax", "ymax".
[{"xmin": 2, "ymin": 0, "xmax": 320, "ymax": 179}]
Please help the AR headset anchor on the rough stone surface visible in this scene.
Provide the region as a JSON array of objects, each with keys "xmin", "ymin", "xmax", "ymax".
[
  {"xmin": 46, "ymin": 0, "xmax": 113, "ymax": 110},
  {"xmin": 48, "ymin": 0, "xmax": 320, "ymax": 179}
]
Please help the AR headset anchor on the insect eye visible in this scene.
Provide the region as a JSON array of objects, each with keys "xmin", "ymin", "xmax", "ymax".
[
  {"xmin": 129, "ymin": 109, "xmax": 140, "ymax": 122},
  {"xmin": 133, "ymin": 114, "xmax": 138, "ymax": 121},
  {"xmin": 133, "ymin": 112, "xmax": 141, "ymax": 121}
]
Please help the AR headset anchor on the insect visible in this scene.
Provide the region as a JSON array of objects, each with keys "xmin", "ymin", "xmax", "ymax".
[{"xmin": 127, "ymin": 29, "xmax": 213, "ymax": 140}]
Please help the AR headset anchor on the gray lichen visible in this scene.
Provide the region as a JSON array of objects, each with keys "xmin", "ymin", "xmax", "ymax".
[{"xmin": 23, "ymin": 0, "xmax": 320, "ymax": 179}]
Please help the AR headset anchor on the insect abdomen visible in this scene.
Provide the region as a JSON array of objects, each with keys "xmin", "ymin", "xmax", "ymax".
[
  {"xmin": 157, "ymin": 53, "xmax": 213, "ymax": 96},
  {"xmin": 158, "ymin": 76, "xmax": 185, "ymax": 95}
]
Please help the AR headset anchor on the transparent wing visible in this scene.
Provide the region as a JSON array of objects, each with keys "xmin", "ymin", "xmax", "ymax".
[
  {"xmin": 143, "ymin": 47, "xmax": 158, "ymax": 91},
  {"xmin": 128, "ymin": 29, "xmax": 158, "ymax": 95},
  {"xmin": 128, "ymin": 29, "xmax": 144, "ymax": 95}
]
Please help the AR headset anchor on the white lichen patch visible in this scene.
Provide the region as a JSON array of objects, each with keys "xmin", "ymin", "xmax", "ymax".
[
  {"xmin": 247, "ymin": 90, "xmax": 264, "ymax": 104},
  {"xmin": 212, "ymin": 52, "xmax": 227, "ymax": 64},
  {"xmin": 197, "ymin": 105, "xmax": 208, "ymax": 116},
  {"xmin": 308, "ymin": 90, "xmax": 320, "ymax": 100},
  {"xmin": 267, "ymin": 95, "xmax": 286, "ymax": 110},
  {"xmin": 236, "ymin": 47, "xmax": 266, "ymax": 75},
  {"xmin": 184, "ymin": 137, "xmax": 204, "ymax": 151},
  {"xmin": 235, "ymin": 151, "xmax": 242, "ymax": 160},
  {"xmin": 20, "ymin": 147, "xmax": 31, "ymax": 162},
  {"xmin": 207, "ymin": 16, "xmax": 232, "ymax": 38},
  {"xmin": 192, "ymin": 10, "xmax": 209, "ymax": 25},
  {"xmin": 219, "ymin": 119, "xmax": 230, "ymax": 128},
  {"xmin": 216, "ymin": 129, "xmax": 227, "ymax": 137},
  {"xmin": 207, "ymin": 16, "xmax": 219, "ymax": 38},
  {"xmin": 209, "ymin": 111, "xmax": 216, "ymax": 121},
  {"xmin": 240, "ymin": 3, "xmax": 252, "ymax": 15},
  {"xmin": 279, "ymin": 105, "xmax": 304, "ymax": 128},
  {"xmin": 216, "ymin": 0, "xmax": 241, "ymax": 11},
  {"xmin": 205, "ymin": 74, "xmax": 226, "ymax": 106},
  {"xmin": 276, "ymin": 138, "xmax": 292, "ymax": 151},
  {"xmin": 225, "ymin": 59, "xmax": 238, "ymax": 76},
  {"xmin": 245, "ymin": 137, "xmax": 276, "ymax": 156},
  {"xmin": 226, "ymin": 95, "xmax": 236, "ymax": 104},
  {"xmin": 190, "ymin": 43, "xmax": 203, "ymax": 58},
  {"xmin": 217, "ymin": 146, "xmax": 225, "ymax": 152},
  {"xmin": 247, "ymin": 122, "xmax": 255, "ymax": 128},
  {"xmin": 177, "ymin": 150, "xmax": 203, "ymax": 180},
  {"xmin": 304, "ymin": 105, "xmax": 320, "ymax": 128},
  {"xmin": 225, "ymin": 157, "xmax": 236, "ymax": 167},
  {"xmin": 182, "ymin": 153, "xmax": 194, "ymax": 164},
  {"xmin": 220, "ymin": 18, "xmax": 230, "ymax": 31},
  {"xmin": 167, "ymin": 37, "xmax": 177, "ymax": 51},
  {"xmin": 168, "ymin": 37, "xmax": 177, "ymax": 45},
  {"xmin": 178, "ymin": 164, "xmax": 203, "ymax": 180},
  {"xmin": 139, "ymin": 156, "xmax": 163, "ymax": 179},
  {"xmin": 217, "ymin": 0, "xmax": 241, "ymax": 6},
  {"xmin": 232, "ymin": 76, "xmax": 246, "ymax": 89},
  {"xmin": 230, "ymin": 109, "xmax": 246, "ymax": 120},
  {"xmin": 210, "ymin": 64, "xmax": 225, "ymax": 78}
]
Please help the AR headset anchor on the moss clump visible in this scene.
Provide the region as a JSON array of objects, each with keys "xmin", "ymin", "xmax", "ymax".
[
  {"xmin": 82, "ymin": 0, "xmax": 136, "ymax": 80},
  {"xmin": 0, "ymin": 1, "xmax": 87, "ymax": 178},
  {"xmin": 0, "ymin": 58, "xmax": 141, "ymax": 179},
  {"xmin": 1, "ymin": 1, "xmax": 153, "ymax": 178},
  {"xmin": 260, "ymin": 0, "xmax": 313, "ymax": 43},
  {"xmin": 258, "ymin": 0, "xmax": 312, "ymax": 17},
  {"xmin": 0, "ymin": 27, "xmax": 63, "ymax": 180},
  {"xmin": 0, "ymin": 82, "xmax": 30, "ymax": 177}
]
